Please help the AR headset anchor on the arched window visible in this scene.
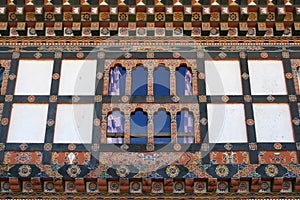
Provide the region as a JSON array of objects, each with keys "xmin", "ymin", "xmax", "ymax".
[
  {"xmin": 176, "ymin": 109, "xmax": 194, "ymax": 143},
  {"xmin": 130, "ymin": 109, "xmax": 148, "ymax": 144},
  {"xmin": 176, "ymin": 65, "xmax": 192, "ymax": 96},
  {"xmin": 106, "ymin": 110, "xmax": 124, "ymax": 144},
  {"xmin": 132, "ymin": 65, "xmax": 148, "ymax": 95},
  {"xmin": 154, "ymin": 109, "xmax": 171, "ymax": 143},
  {"xmin": 154, "ymin": 65, "xmax": 170, "ymax": 95},
  {"xmin": 109, "ymin": 65, "xmax": 126, "ymax": 96}
]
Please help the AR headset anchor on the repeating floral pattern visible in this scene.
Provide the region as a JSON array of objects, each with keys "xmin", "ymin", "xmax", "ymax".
[
  {"xmin": 0, "ymin": 60, "xmax": 11, "ymax": 95},
  {"xmin": 258, "ymin": 151, "xmax": 298, "ymax": 164},
  {"xmin": 3, "ymin": 151, "xmax": 42, "ymax": 165},
  {"xmin": 210, "ymin": 151, "xmax": 250, "ymax": 164},
  {"xmin": 51, "ymin": 152, "xmax": 90, "ymax": 165},
  {"xmin": 1, "ymin": 163, "xmax": 299, "ymax": 179}
]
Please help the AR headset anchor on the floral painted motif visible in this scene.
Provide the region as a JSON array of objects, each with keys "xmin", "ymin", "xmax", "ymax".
[
  {"xmin": 67, "ymin": 165, "xmax": 81, "ymax": 178},
  {"xmin": 44, "ymin": 182, "xmax": 55, "ymax": 192},
  {"xmin": 66, "ymin": 182, "xmax": 76, "ymax": 192},
  {"xmin": 194, "ymin": 182, "xmax": 206, "ymax": 193},
  {"xmin": 130, "ymin": 181, "xmax": 141, "ymax": 193},
  {"xmin": 166, "ymin": 165, "xmax": 180, "ymax": 178},
  {"xmin": 108, "ymin": 181, "xmax": 119, "ymax": 193},
  {"xmin": 259, "ymin": 151, "xmax": 298, "ymax": 164},
  {"xmin": 0, "ymin": 60, "xmax": 11, "ymax": 95},
  {"xmin": 37, "ymin": 46, "xmax": 81, "ymax": 52},
  {"xmin": 18, "ymin": 165, "xmax": 32, "ymax": 177},
  {"xmin": 4, "ymin": 151, "xmax": 42, "ymax": 164},
  {"xmin": 215, "ymin": 165, "xmax": 229, "ymax": 177},
  {"xmin": 116, "ymin": 165, "xmax": 130, "ymax": 178},
  {"xmin": 174, "ymin": 181, "xmax": 185, "ymax": 192},
  {"xmin": 87, "ymin": 182, "xmax": 98, "ymax": 192},
  {"xmin": 265, "ymin": 165, "xmax": 279, "ymax": 177},
  {"xmin": 152, "ymin": 182, "xmax": 163, "ymax": 193},
  {"xmin": 210, "ymin": 151, "xmax": 249, "ymax": 164},
  {"xmin": 99, "ymin": 152, "xmax": 202, "ymax": 174},
  {"xmin": 51, "ymin": 152, "xmax": 90, "ymax": 165},
  {"xmin": 217, "ymin": 181, "xmax": 228, "ymax": 192},
  {"xmin": 234, "ymin": 164, "xmax": 261, "ymax": 178}
]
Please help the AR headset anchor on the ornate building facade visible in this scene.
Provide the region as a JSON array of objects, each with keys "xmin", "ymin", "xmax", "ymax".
[{"xmin": 0, "ymin": 0, "xmax": 299, "ymax": 198}]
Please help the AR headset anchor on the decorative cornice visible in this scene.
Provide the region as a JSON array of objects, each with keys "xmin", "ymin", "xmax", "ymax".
[
  {"xmin": 0, "ymin": 176, "xmax": 299, "ymax": 195},
  {"xmin": 0, "ymin": 36, "xmax": 299, "ymax": 46},
  {"xmin": 0, "ymin": 4, "xmax": 298, "ymax": 36}
]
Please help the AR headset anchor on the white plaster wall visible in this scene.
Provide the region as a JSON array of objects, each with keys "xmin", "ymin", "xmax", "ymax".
[
  {"xmin": 205, "ymin": 60, "xmax": 243, "ymax": 95},
  {"xmin": 53, "ymin": 104, "xmax": 94, "ymax": 143},
  {"xmin": 248, "ymin": 60, "xmax": 287, "ymax": 95},
  {"xmin": 253, "ymin": 103, "xmax": 294, "ymax": 142},
  {"xmin": 14, "ymin": 60, "xmax": 54, "ymax": 95},
  {"xmin": 7, "ymin": 104, "xmax": 48, "ymax": 143},
  {"xmin": 208, "ymin": 104, "xmax": 247, "ymax": 143},
  {"xmin": 59, "ymin": 60, "xmax": 97, "ymax": 95}
]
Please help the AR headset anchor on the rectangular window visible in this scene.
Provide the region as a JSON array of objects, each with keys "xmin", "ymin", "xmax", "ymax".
[
  {"xmin": 248, "ymin": 60, "xmax": 287, "ymax": 95},
  {"xmin": 14, "ymin": 60, "xmax": 53, "ymax": 95},
  {"xmin": 54, "ymin": 104, "xmax": 94, "ymax": 143},
  {"xmin": 205, "ymin": 60, "xmax": 243, "ymax": 95},
  {"xmin": 208, "ymin": 104, "xmax": 247, "ymax": 143},
  {"xmin": 253, "ymin": 103, "xmax": 294, "ymax": 142},
  {"xmin": 7, "ymin": 104, "xmax": 48, "ymax": 143},
  {"xmin": 59, "ymin": 60, "xmax": 97, "ymax": 95}
]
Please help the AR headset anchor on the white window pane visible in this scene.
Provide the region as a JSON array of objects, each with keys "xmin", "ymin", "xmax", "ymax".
[
  {"xmin": 248, "ymin": 60, "xmax": 287, "ymax": 95},
  {"xmin": 208, "ymin": 104, "xmax": 247, "ymax": 143},
  {"xmin": 54, "ymin": 104, "xmax": 94, "ymax": 143},
  {"xmin": 205, "ymin": 60, "xmax": 242, "ymax": 95},
  {"xmin": 15, "ymin": 60, "xmax": 53, "ymax": 95},
  {"xmin": 253, "ymin": 104, "xmax": 294, "ymax": 142},
  {"xmin": 59, "ymin": 60, "xmax": 97, "ymax": 95},
  {"xmin": 7, "ymin": 104, "xmax": 48, "ymax": 143}
]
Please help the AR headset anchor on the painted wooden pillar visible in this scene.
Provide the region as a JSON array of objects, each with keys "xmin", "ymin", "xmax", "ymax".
[
  {"xmin": 147, "ymin": 66, "xmax": 154, "ymax": 96},
  {"xmin": 170, "ymin": 66, "xmax": 176, "ymax": 96},
  {"xmin": 170, "ymin": 112, "xmax": 177, "ymax": 143},
  {"xmin": 124, "ymin": 113, "xmax": 131, "ymax": 144},
  {"xmin": 100, "ymin": 114, "xmax": 107, "ymax": 144},
  {"xmin": 125, "ymin": 68, "xmax": 131, "ymax": 95},
  {"xmin": 192, "ymin": 69, "xmax": 198, "ymax": 96},
  {"xmin": 147, "ymin": 112, "xmax": 154, "ymax": 144},
  {"xmin": 194, "ymin": 112, "xmax": 201, "ymax": 143},
  {"xmin": 102, "ymin": 64, "xmax": 110, "ymax": 96}
]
